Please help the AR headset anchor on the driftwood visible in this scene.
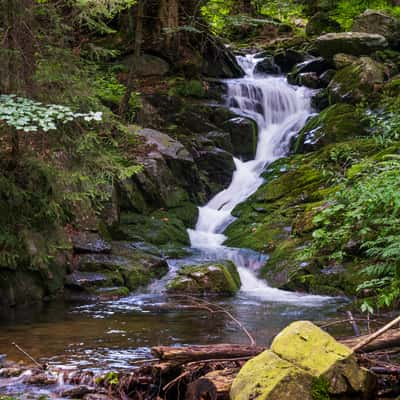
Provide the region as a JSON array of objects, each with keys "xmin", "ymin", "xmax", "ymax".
[
  {"xmin": 151, "ymin": 344, "xmax": 264, "ymax": 364},
  {"xmin": 341, "ymin": 328, "xmax": 400, "ymax": 353},
  {"xmin": 186, "ymin": 368, "xmax": 238, "ymax": 400}
]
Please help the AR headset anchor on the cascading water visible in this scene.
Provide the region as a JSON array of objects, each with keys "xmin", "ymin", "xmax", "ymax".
[{"xmin": 188, "ymin": 54, "xmax": 326, "ymax": 303}]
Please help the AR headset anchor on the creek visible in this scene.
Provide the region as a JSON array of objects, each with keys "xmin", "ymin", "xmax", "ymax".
[{"xmin": 0, "ymin": 55, "xmax": 345, "ymax": 395}]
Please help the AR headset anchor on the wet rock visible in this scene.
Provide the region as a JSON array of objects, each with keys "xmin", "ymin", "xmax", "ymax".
[
  {"xmin": 72, "ymin": 232, "xmax": 112, "ymax": 254},
  {"xmin": 60, "ymin": 385, "xmax": 95, "ymax": 398},
  {"xmin": 254, "ymin": 56, "xmax": 281, "ymax": 75},
  {"xmin": 290, "ymin": 72, "xmax": 322, "ymax": 89},
  {"xmin": 291, "ymin": 57, "xmax": 331, "ymax": 76},
  {"xmin": 353, "ymin": 10, "xmax": 400, "ymax": 48},
  {"xmin": 205, "ymin": 131, "xmax": 234, "ymax": 153},
  {"xmin": 319, "ymin": 69, "xmax": 336, "ymax": 86},
  {"xmin": 223, "ymin": 117, "xmax": 257, "ymax": 161},
  {"xmin": 328, "ymin": 56, "xmax": 386, "ymax": 103},
  {"xmin": 0, "ymin": 367, "xmax": 24, "ymax": 378},
  {"xmin": 167, "ymin": 261, "xmax": 241, "ymax": 295},
  {"xmin": 26, "ymin": 372, "xmax": 58, "ymax": 385},
  {"xmin": 316, "ymin": 32, "xmax": 388, "ymax": 58},
  {"xmin": 194, "ymin": 147, "xmax": 235, "ymax": 195},
  {"xmin": 65, "ymin": 271, "xmax": 123, "ymax": 289},
  {"xmin": 274, "ymin": 49, "xmax": 304, "ymax": 73},
  {"xmin": 293, "ymin": 103, "xmax": 367, "ymax": 153},
  {"xmin": 231, "ymin": 321, "xmax": 376, "ymax": 400},
  {"xmin": 84, "ymin": 394, "xmax": 112, "ymax": 400}
]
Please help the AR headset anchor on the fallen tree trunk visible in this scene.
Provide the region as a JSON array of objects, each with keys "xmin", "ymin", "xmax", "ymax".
[
  {"xmin": 186, "ymin": 368, "xmax": 238, "ymax": 400},
  {"xmin": 340, "ymin": 328, "xmax": 400, "ymax": 352},
  {"xmin": 151, "ymin": 344, "xmax": 264, "ymax": 364}
]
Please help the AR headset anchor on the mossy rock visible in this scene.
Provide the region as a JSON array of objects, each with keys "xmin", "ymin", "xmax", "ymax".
[
  {"xmin": 166, "ymin": 261, "xmax": 241, "ymax": 295},
  {"xmin": 231, "ymin": 321, "xmax": 376, "ymax": 400},
  {"xmin": 327, "ymin": 57, "xmax": 385, "ymax": 104},
  {"xmin": 293, "ymin": 104, "xmax": 367, "ymax": 153},
  {"xmin": 113, "ymin": 211, "xmax": 190, "ymax": 246}
]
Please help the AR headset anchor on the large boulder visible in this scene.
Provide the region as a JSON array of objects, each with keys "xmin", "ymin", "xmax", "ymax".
[
  {"xmin": 352, "ymin": 10, "xmax": 400, "ymax": 48},
  {"xmin": 166, "ymin": 261, "xmax": 241, "ymax": 295},
  {"xmin": 316, "ymin": 32, "xmax": 388, "ymax": 58},
  {"xmin": 327, "ymin": 57, "xmax": 386, "ymax": 103},
  {"xmin": 293, "ymin": 103, "xmax": 367, "ymax": 153},
  {"xmin": 223, "ymin": 117, "xmax": 258, "ymax": 161},
  {"xmin": 254, "ymin": 56, "xmax": 281, "ymax": 75},
  {"xmin": 231, "ymin": 321, "xmax": 376, "ymax": 400},
  {"xmin": 122, "ymin": 54, "xmax": 170, "ymax": 77}
]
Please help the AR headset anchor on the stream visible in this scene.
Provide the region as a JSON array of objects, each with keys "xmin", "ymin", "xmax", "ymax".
[{"xmin": 0, "ymin": 55, "xmax": 346, "ymax": 395}]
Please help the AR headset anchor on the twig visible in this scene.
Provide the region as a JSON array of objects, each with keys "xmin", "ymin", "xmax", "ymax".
[
  {"xmin": 352, "ymin": 315, "xmax": 400, "ymax": 352},
  {"xmin": 12, "ymin": 342, "xmax": 45, "ymax": 370},
  {"xmin": 170, "ymin": 295, "xmax": 256, "ymax": 346}
]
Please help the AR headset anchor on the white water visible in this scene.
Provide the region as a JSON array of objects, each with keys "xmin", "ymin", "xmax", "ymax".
[{"xmin": 188, "ymin": 54, "xmax": 328, "ymax": 304}]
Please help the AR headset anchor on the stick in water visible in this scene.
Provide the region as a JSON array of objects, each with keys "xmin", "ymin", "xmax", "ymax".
[{"xmin": 12, "ymin": 342, "xmax": 45, "ymax": 370}]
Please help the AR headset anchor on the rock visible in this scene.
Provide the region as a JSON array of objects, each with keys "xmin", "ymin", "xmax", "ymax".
[
  {"xmin": 201, "ymin": 40, "xmax": 244, "ymax": 78},
  {"xmin": 271, "ymin": 321, "xmax": 376, "ymax": 397},
  {"xmin": 328, "ymin": 57, "xmax": 386, "ymax": 103},
  {"xmin": 319, "ymin": 69, "xmax": 336, "ymax": 86},
  {"xmin": 333, "ymin": 53, "xmax": 359, "ymax": 69},
  {"xmin": 296, "ymin": 72, "xmax": 322, "ymax": 89},
  {"xmin": 274, "ymin": 49, "xmax": 304, "ymax": 73},
  {"xmin": 353, "ymin": 10, "xmax": 400, "ymax": 48},
  {"xmin": 306, "ymin": 12, "xmax": 341, "ymax": 36},
  {"xmin": 166, "ymin": 261, "xmax": 241, "ymax": 295},
  {"xmin": 293, "ymin": 103, "xmax": 367, "ymax": 153},
  {"xmin": 60, "ymin": 385, "xmax": 95, "ymax": 398},
  {"xmin": 316, "ymin": 32, "xmax": 388, "ymax": 58},
  {"xmin": 231, "ymin": 321, "xmax": 376, "ymax": 400},
  {"xmin": 122, "ymin": 54, "xmax": 170, "ymax": 77},
  {"xmin": 254, "ymin": 56, "xmax": 281, "ymax": 75},
  {"xmin": 291, "ymin": 57, "xmax": 331, "ymax": 75},
  {"xmin": 194, "ymin": 147, "xmax": 235, "ymax": 195},
  {"xmin": 223, "ymin": 117, "xmax": 257, "ymax": 161},
  {"xmin": 72, "ymin": 232, "xmax": 112, "ymax": 254},
  {"xmin": 65, "ymin": 271, "xmax": 124, "ymax": 289},
  {"xmin": 84, "ymin": 395, "xmax": 112, "ymax": 400},
  {"xmin": 205, "ymin": 131, "xmax": 234, "ymax": 153}
]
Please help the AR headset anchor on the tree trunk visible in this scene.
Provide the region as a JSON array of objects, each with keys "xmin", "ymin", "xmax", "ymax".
[{"xmin": 119, "ymin": 0, "xmax": 145, "ymax": 118}]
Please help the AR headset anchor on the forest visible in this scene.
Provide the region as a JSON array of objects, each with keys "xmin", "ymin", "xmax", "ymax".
[{"xmin": 1, "ymin": 0, "xmax": 400, "ymax": 399}]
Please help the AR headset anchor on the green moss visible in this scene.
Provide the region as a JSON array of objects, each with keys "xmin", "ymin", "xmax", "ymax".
[{"xmin": 168, "ymin": 79, "xmax": 206, "ymax": 98}]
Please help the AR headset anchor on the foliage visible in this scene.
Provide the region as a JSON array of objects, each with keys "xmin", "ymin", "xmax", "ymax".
[
  {"xmin": 311, "ymin": 377, "xmax": 330, "ymax": 400},
  {"xmin": 168, "ymin": 79, "xmax": 206, "ymax": 98},
  {"xmin": 306, "ymin": 156, "xmax": 400, "ymax": 311},
  {"xmin": 0, "ymin": 94, "xmax": 102, "ymax": 133}
]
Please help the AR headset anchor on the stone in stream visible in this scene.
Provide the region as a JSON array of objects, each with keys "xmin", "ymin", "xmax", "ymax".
[
  {"xmin": 166, "ymin": 261, "xmax": 241, "ymax": 295},
  {"xmin": 230, "ymin": 321, "xmax": 376, "ymax": 400}
]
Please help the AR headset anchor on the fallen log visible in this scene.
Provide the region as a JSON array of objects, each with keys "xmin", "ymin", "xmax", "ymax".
[
  {"xmin": 151, "ymin": 344, "xmax": 264, "ymax": 364},
  {"xmin": 185, "ymin": 368, "xmax": 238, "ymax": 400},
  {"xmin": 340, "ymin": 328, "xmax": 400, "ymax": 352}
]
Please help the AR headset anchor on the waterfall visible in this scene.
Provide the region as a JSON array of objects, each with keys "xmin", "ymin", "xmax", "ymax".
[
  {"xmin": 189, "ymin": 54, "xmax": 312, "ymax": 249},
  {"xmin": 188, "ymin": 54, "xmax": 326, "ymax": 303}
]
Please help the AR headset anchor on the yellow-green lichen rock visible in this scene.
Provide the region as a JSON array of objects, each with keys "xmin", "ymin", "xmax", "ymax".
[
  {"xmin": 230, "ymin": 321, "xmax": 376, "ymax": 400},
  {"xmin": 271, "ymin": 321, "xmax": 375, "ymax": 396},
  {"xmin": 230, "ymin": 350, "xmax": 313, "ymax": 400}
]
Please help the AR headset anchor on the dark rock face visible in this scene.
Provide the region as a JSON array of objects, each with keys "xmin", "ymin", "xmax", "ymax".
[
  {"xmin": 316, "ymin": 32, "xmax": 388, "ymax": 58},
  {"xmin": 121, "ymin": 54, "xmax": 170, "ymax": 77},
  {"xmin": 72, "ymin": 232, "xmax": 112, "ymax": 254},
  {"xmin": 223, "ymin": 117, "xmax": 258, "ymax": 161},
  {"xmin": 254, "ymin": 56, "xmax": 281, "ymax": 75},
  {"xmin": 288, "ymin": 57, "xmax": 332, "ymax": 88},
  {"xmin": 201, "ymin": 40, "xmax": 244, "ymax": 78},
  {"xmin": 352, "ymin": 10, "xmax": 400, "ymax": 48},
  {"xmin": 274, "ymin": 49, "xmax": 304, "ymax": 73}
]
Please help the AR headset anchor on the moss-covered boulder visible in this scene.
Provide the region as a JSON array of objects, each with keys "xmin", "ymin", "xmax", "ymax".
[
  {"xmin": 166, "ymin": 261, "xmax": 241, "ymax": 295},
  {"xmin": 231, "ymin": 321, "xmax": 376, "ymax": 400},
  {"xmin": 327, "ymin": 57, "xmax": 385, "ymax": 104},
  {"xmin": 231, "ymin": 349, "xmax": 313, "ymax": 400},
  {"xmin": 293, "ymin": 103, "xmax": 367, "ymax": 153},
  {"xmin": 353, "ymin": 10, "xmax": 400, "ymax": 49},
  {"xmin": 316, "ymin": 32, "xmax": 388, "ymax": 58}
]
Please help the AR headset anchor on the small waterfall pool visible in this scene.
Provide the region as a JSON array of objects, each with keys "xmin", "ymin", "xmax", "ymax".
[{"xmin": 0, "ymin": 55, "xmax": 346, "ymax": 382}]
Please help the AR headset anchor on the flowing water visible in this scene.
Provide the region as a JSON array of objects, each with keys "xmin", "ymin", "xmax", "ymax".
[{"xmin": 0, "ymin": 55, "xmax": 345, "ymax": 393}]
